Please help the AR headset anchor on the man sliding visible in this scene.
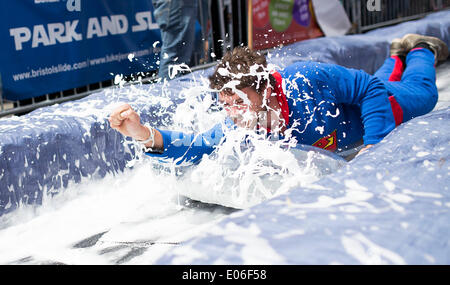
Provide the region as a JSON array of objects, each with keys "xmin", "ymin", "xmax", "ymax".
[{"xmin": 109, "ymin": 34, "xmax": 448, "ymax": 162}]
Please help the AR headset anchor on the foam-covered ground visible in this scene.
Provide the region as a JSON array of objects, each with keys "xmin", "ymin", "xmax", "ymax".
[{"xmin": 0, "ymin": 61, "xmax": 447, "ymax": 265}]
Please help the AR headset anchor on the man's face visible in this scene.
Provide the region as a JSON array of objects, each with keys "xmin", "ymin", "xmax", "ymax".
[
  {"xmin": 218, "ymin": 85, "xmax": 286, "ymax": 132},
  {"xmin": 218, "ymin": 87, "xmax": 267, "ymax": 128},
  {"xmin": 219, "ymin": 87, "xmax": 265, "ymax": 116}
]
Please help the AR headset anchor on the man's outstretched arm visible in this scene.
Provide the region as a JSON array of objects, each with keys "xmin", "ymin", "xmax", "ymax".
[{"xmin": 109, "ymin": 104, "xmax": 227, "ymax": 164}]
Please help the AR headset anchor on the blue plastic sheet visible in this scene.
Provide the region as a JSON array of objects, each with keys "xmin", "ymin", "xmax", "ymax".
[{"xmin": 156, "ymin": 107, "xmax": 450, "ymax": 264}]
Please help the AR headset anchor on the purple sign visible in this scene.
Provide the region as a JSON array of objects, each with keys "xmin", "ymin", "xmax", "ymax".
[{"xmin": 293, "ymin": 0, "xmax": 311, "ymax": 27}]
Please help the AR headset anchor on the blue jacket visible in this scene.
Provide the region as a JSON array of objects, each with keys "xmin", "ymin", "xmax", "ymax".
[{"xmin": 146, "ymin": 61, "xmax": 396, "ymax": 164}]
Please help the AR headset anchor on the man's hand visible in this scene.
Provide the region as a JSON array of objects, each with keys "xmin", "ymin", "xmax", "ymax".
[
  {"xmin": 357, "ymin": 144, "xmax": 374, "ymax": 156},
  {"xmin": 108, "ymin": 104, "xmax": 163, "ymax": 150}
]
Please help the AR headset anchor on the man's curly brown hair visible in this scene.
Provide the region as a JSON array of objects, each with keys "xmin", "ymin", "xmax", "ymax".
[{"xmin": 209, "ymin": 46, "xmax": 276, "ymax": 96}]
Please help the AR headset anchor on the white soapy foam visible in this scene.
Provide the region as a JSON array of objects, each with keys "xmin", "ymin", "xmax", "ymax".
[
  {"xmin": 383, "ymin": 181, "xmax": 396, "ymax": 191},
  {"xmin": 219, "ymin": 222, "xmax": 286, "ymax": 264},
  {"xmin": 176, "ymin": 130, "xmax": 327, "ymax": 209},
  {"xmin": 0, "ymin": 161, "xmax": 232, "ymax": 264},
  {"xmin": 0, "ymin": 64, "xmax": 340, "ymax": 264},
  {"xmin": 341, "ymin": 232, "xmax": 406, "ymax": 265},
  {"xmin": 416, "ymin": 151, "xmax": 430, "ymax": 158}
]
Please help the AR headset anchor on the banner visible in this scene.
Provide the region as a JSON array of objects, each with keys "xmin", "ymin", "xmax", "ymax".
[
  {"xmin": 249, "ymin": 0, "xmax": 323, "ymax": 50},
  {"xmin": 0, "ymin": 0, "xmax": 161, "ymax": 101}
]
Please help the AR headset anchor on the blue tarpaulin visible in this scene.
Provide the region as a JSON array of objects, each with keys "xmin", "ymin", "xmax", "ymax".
[{"xmin": 156, "ymin": 107, "xmax": 450, "ymax": 264}]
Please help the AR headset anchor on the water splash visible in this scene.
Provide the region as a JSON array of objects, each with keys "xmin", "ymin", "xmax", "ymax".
[
  {"xmin": 145, "ymin": 82, "xmax": 346, "ymax": 209},
  {"xmin": 0, "ymin": 60, "xmax": 346, "ymax": 264}
]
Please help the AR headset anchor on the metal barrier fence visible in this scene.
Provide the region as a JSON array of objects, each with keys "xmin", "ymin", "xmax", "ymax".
[
  {"xmin": 0, "ymin": 77, "xmax": 114, "ymax": 118},
  {"xmin": 343, "ymin": 0, "xmax": 450, "ymax": 33},
  {"xmin": 1, "ymin": 0, "xmax": 449, "ymax": 118},
  {"xmin": 0, "ymin": 63, "xmax": 217, "ymax": 118}
]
